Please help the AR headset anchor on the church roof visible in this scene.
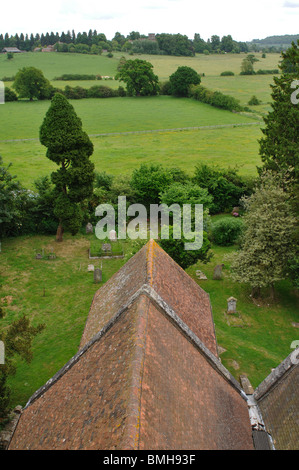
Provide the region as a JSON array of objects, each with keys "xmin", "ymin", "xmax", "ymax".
[{"xmin": 9, "ymin": 240, "xmax": 253, "ymax": 450}]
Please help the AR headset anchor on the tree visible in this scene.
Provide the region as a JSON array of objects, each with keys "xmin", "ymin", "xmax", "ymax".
[
  {"xmin": 159, "ymin": 227, "xmax": 212, "ymax": 270},
  {"xmin": 230, "ymin": 172, "xmax": 297, "ymax": 299},
  {"xmin": 13, "ymin": 67, "xmax": 53, "ymax": 101},
  {"xmin": 130, "ymin": 164, "xmax": 172, "ymax": 209},
  {"xmin": 115, "ymin": 59, "xmax": 159, "ymax": 97},
  {"xmin": 240, "ymin": 58, "xmax": 255, "ymax": 75},
  {"xmin": 39, "ymin": 93, "xmax": 95, "ymax": 241},
  {"xmin": 169, "ymin": 66, "xmax": 201, "ymax": 97},
  {"xmin": 0, "ymin": 312, "xmax": 44, "ymax": 420},
  {"xmin": 259, "ymin": 40, "xmax": 299, "ymax": 179},
  {"xmin": 0, "ymin": 156, "xmax": 22, "ymax": 238}
]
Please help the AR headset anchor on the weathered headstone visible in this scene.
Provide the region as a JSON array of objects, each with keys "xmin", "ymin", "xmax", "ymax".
[
  {"xmin": 109, "ymin": 229, "xmax": 117, "ymax": 242},
  {"xmin": 94, "ymin": 268, "xmax": 102, "ymax": 283},
  {"xmin": 101, "ymin": 243, "xmax": 111, "ymax": 253},
  {"xmin": 196, "ymin": 270, "xmax": 207, "ymax": 280},
  {"xmin": 213, "ymin": 264, "xmax": 224, "ymax": 280},
  {"xmin": 88, "ymin": 264, "xmax": 95, "ymax": 272},
  {"xmin": 227, "ymin": 297, "xmax": 237, "ymax": 314},
  {"xmin": 86, "ymin": 223, "xmax": 93, "ymax": 234}
]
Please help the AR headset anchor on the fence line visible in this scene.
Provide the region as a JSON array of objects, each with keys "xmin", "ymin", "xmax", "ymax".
[{"xmin": 0, "ymin": 121, "xmax": 262, "ymax": 143}]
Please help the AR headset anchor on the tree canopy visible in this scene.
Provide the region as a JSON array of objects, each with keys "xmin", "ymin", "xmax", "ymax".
[
  {"xmin": 169, "ymin": 66, "xmax": 201, "ymax": 97},
  {"xmin": 39, "ymin": 93, "xmax": 94, "ymax": 241},
  {"xmin": 115, "ymin": 59, "xmax": 159, "ymax": 96},
  {"xmin": 13, "ymin": 67, "xmax": 53, "ymax": 101},
  {"xmin": 259, "ymin": 40, "xmax": 299, "ymax": 178},
  {"xmin": 230, "ymin": 172, "xmax": 297, "ymax": 298}
]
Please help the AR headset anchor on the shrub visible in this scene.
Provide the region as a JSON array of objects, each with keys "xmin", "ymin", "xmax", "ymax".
[
  {"xmin": 63, "ymin": 85, "xmax": 88, "ymax": 99},
  {"xmin": 248, "ymin": 95, "xmax": 262, "ymax": 106},
  {"xmin": 53, "ymin": 74, "xmax": 97, "ymax": 81},
  {"xmin": 211, "ymin": 217, "xmax": 243, "ymax": 246},
  {"xmin": 159, "ymin": 227, "xmax": 212, "ymax": 269},
  {"xmin": 220, "ymin": 71, "xmax": 234, "ymax": 76},
  {"xmin": 192, "ymin": 163, "xmax": 256, "ymax": 214},
  {"xmin": 87, "ymin": 85, "xmax": 118, "ymax": 98},
  {"xmin": 4, "ymin": 87, "xmax": 18, "ymax": 101},
  {"xmin": 256, "ymin": 69, "xmax": 279, "ymax": 75},
  {"xmin": 190, "ymin": 85, "xmax": 243, "ymax": 112},
  {"xmin": 159, "ymin": 80, "xmax": 172, "ymax": 95}
]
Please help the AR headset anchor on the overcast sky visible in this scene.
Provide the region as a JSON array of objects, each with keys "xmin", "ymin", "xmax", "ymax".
[{"xmin": 1, "ymin": 0, "xmax": 298, "ymax": 41}]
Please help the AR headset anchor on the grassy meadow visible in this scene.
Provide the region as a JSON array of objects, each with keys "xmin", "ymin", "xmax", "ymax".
[
  {"xmin": 0, "ymin": 50, "xmax": 281, "ymax": 187},
  {"xmin": 1, "ymin": 50, "xmax": 297, "ymax": 409}
]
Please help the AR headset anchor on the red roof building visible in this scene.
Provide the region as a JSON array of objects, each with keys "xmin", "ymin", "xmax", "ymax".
[{"xmin": 9, "ymin": 240, "xmax": 255, "ymax": 450}]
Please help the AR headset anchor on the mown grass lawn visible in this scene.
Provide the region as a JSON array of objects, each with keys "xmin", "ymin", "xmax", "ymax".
[{"xmin": 1, "ymin": 232, "xmax": 298, "ymax": 406}]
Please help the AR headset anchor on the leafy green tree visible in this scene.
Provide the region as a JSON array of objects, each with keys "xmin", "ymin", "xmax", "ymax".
[
  {"xmin": 13, "ymin": 67, "xmax": 53, "ymax": 100},
  {"xmin": 0, "ymin": 313, "xmax": 44, "ymax": 420},
  {"xmin": 115, "ymin": 59, "xmax": 159, "ymax": 96},
  {"xmin": 159, "ymin": 226, "xmax": 212, "ymax": 270},
  {"xmin": 0, "ymin": 157, "xmax": 22, "ymax": 238},
  {"xmin": 39, "ymin": 93, "xmax": 95, "ymax": 241},
  {"xmin": 130, "ymin": 164, "xmax": 173, "ymax": 208},
  {"xmin": 169, "ymin": 66, "xmax": 201, "ymax": 97},
  {"xmin": 240, "ymin": 58, "xmax": 255, "ymax": 75},
  {"xmin": 259, "ymin": 40, "xmax": 299, "ymax": 178},
  {"xmin": 230, "ymin": 172, "xmax": 297, "ymax": 299}
]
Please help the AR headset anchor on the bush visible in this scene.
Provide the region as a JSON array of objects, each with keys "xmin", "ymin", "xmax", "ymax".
[
  {"xmin": 220, "ymin": 71, "xmax": 234, "ymax": 76},
  {"xmin": 211, "ymin": 217, "xmax": 243, "ymax": 246},
  {"xmin": 256, "ymin": 69, "xmax": 279, "ymax": 75},
  {"xmin": 53, "ymin": 74, "xmax": 98, "ymax": 81},
  {"xmin": 159, "ymin": 80, "xmax": 172, "ymax": 95},
  {"xmin": 87, "ymin": 85, "xmax": 118, "ymax": 98},
  {"xmin": 248, "ymin": 95, "xmax": 262, "ymax": 106},
  {"xmin": 190, "ymin": 85, "xmax": 243, "ymax": 112},
  {"xmin": 63, "ymin": 85, "xmax": 88, "ymax": 99},
  {"xmin": 4, "ymin": 87, "xmax": 18, "ymax": 101},
  {"xmin": 192, "ymin": 163, "xmax": 256, "ymax": 214},
  {"xmin": 159, "ymin": 227, "xmax": 212, "ymax": 269}
]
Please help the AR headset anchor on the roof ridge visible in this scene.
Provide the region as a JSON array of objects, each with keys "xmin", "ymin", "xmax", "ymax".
[
  {"xmin": 23, "ymin": 283, "xmax": 245, "ymax": 411},
  {"xmin": 122, "ymin": 294, "xmax": 151, "ymax": 450}
]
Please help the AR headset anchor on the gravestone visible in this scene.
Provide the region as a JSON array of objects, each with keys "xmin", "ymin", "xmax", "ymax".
[
  {"xmin": 94, "ymin": 268, "xmax": 102, "ymax": 283},
  {"xmin": 86, "ymin": 223, "xmax": 93, "ymax": 234},
  {"xmin": 196, "ymin": 270, "xmax": 207, "ymax": 280},
  {"xmin": 109, "ymin": 229, "xmax": 117, "ymax": 242},
  {"xmin": 213, "ymin": 264, "xmax": 224, "ymax": 280},
  {"xmin": 101, "ymin": 243, "xmax": 111, "ymax": 253},
  {"xmin": 227, "ymin": 297, "xmax": 237, "ymax": 314},
  {"xmin": 88, "ymin": 264, "xmax": 95, "ymax": 272}
]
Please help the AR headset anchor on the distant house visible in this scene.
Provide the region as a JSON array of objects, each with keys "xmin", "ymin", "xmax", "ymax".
[
  {"xmin": 2, "ymin": 47, "xmax": 23, "ymax": 53},
  {"xmin": 41, "ymin": 45, "xmax": 55, "ymax": 52},
  {"xmin": 148, "ymin": 33, "xmax": 156, "ymax": 41}
]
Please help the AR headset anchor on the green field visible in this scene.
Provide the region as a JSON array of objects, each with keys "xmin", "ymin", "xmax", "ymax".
[
  {"xmin": 0, "ymin": 96, "xmax": 263, "ymax": 187},
  {"xmin": 1, "ymin": 51, "xmax": 295, "ymax": 410},
  {"xmin": 0, "ymin": 51, "xmax": 280, "ymax": 187}
]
